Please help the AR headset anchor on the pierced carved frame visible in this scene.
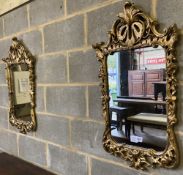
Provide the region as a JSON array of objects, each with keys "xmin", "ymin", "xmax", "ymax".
[
  {"xmin": 93, "ymin": 2, "xmax": 178, "ymax": 170},
  {"xmin": 3, "ymin": 37, "xmax": 36, "ymax": 134}
]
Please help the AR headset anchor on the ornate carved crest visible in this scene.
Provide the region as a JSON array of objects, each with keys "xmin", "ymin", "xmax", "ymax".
[
  {"xmin": 2, "ymin": 37, "xmax": 36, "ymax": 134},
  {"xmin": 93, "ymin": 2, "xmax": 178, "ymax": 170}
]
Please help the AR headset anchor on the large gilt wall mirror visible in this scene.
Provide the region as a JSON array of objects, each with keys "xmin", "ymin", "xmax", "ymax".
[
  {"xmin": 93, "ymin": 2, "xmax": 178, "ymax": 170},
  {"xmin": 2, "ymin": 37, "xmax": 36, "ymax": 134}
]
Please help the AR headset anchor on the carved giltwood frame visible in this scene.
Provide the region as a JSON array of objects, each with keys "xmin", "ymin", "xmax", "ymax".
[
  {"xmin": 2, "ymin": 37, "xmax": 36, "ymax": 134},
  {"xmin": 93, "ymin": 2, "xmax": 178, "ymax": 170}
]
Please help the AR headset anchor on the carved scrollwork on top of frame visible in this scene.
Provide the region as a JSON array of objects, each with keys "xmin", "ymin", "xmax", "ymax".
[
  {"xmin": 3, "ymin": 37, "xmax": 34, "ymax": 65},
  {"xmin": 93, "ymin": 2, "xmax": 178, "ymax": 170}
]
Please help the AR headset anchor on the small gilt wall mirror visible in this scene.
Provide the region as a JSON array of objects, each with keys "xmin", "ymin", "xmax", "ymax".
[
  {"xmin": 93, "ymin": 2, "xmax": 178, "ymax": 170},
  {"xmin": 2, "ymin": 37, "xmax": 36, "ymax": 134}
]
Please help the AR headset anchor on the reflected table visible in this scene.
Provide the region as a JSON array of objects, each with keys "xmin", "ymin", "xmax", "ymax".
[
  {"xmin": 113, "ymin": 98, "xmax": 166, "ymax": 105},
  {"xmin": 114, "ymin": 98, "xmax": 166, "ymax": 114},
  {"xmin": 153, "ymin": 81, "xmax": 166, "ymax": 101}
]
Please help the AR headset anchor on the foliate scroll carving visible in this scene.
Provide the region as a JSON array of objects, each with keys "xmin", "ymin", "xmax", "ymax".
[
  {"xmin": 93, "ymin": 2, "xmax": 178, "ymax": 170},
  {"xmin": 3, "ymin": 37, "xmax": 33, "ymax": 64},
  {"xmin": 2, "ymin": 37, "xmax": 36, "ymax": 134}
]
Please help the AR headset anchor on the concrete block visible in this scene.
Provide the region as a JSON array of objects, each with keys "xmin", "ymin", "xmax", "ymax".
[
  {"xmin": 87, "ymin": 2, "xmax": 125, "ymax": 45},
  {"xmin": 66, "ymin": 0, "xmax": 108, "ymax": 14},
  {"xmin": 4, "ymin": 6, "xmax": 28, "ymax": 35},
  {"xmin": 46, "ymin": 86, "xmax": 86, "ymax": 117},
  {"xmin": 176, "ymin": 34, "xmax": 183, "ymax": 80},
  {"xmin": 19, "ymin": 135, "xmax": 47, "ymax": 166},
  {"xmin": 91, "ymin": 158, "xmax": 145, "ymax": 175},
  {"xmin": 19, "ymin": 30, "xmax": 42, "ymax": 55},
  {"xmin": 0, "ymin": 108, "xmax": 8, "ymax": 129},
  {"xmin": 35, "ymin": 114, "xmax": 70, "ymax": 146},
  {"xmin": 0, "ymin": 130, "xmax": 18, "ymax": 155},
  {"xmin": 36, "ymin": 87, "xmax": 45, "ymax": 112},
  {"xmin": 131, "ymin": 0, "xmax": 152, "ymax": 14},
  {"xmin": 44, "ymin": 15, "xmax": 84, "ymax": 52},
  {"xmin": 0, "ymin": 86, "xmax": 8, "ymax": 107},
  {"xmin": 0, "ymin": 63, "xmax": 6, "ymax": 84},
  {"xmin": 37, "ymin": 54, "xmax": 67, "ymax": 84},
  {"xmin": 175, "ymin": 85, "xmax": 183, "ymax": 132},
  {"xmin": 48, "ymin": 144, "xmax": 87, "ymax": 175},
  {"xmin": 157, "ymin": 0, "xmax": 183, "ymax": 29},
  {"xmin": 29, "ymin": 0, "xmax": 65, "ymax": 26},
  {"xmin": 177, "ymin": 34, "xmax": 183, "ymax": 62},
  {"xmin": 71, "ymin": 120, "xmax": 104, "ymax": 156},
  {"xmin": 88, "ymin": 86, "xmax": 102, "ymax": 121},
  {"xmin": 0, "ymin": 18, "xmax": 3, "ymax": 38},
  {"xmin": 69, "ymin": 49, "xmax": 99, "ymax": 82},
  {"xmin": 0, "ymin": 39, "xmax": 11, "ymax": 59}
]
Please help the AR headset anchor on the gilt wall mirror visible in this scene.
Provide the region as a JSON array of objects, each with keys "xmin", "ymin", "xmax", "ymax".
[
  {"xmin": 2, "ymin": 37, "xmax": 36, "ymax": 134},
  {"xmin": 93, "ymin": 2, "xmax": 178, "ymax": 170}
]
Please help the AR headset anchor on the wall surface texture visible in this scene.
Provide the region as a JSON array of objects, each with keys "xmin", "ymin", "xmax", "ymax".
[{"xmin": 0, "ymin": 0, "xmax": 182, "ymax": 175}]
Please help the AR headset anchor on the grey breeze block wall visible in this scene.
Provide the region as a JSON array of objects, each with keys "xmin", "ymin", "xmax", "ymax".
[{"xmin": 0, "ymin": 0, "xmax": 183, "ymax": 175}]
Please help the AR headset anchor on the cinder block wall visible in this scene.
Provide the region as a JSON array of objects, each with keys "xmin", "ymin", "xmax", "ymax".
[{"xmin": 0, "ymin": 0, "xmax": 182, "ymax": 175}]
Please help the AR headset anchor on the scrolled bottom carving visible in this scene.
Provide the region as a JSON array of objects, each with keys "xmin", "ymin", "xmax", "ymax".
[
  {"xmin": 9, "ymin": 116, "xmax": 35, "ymax": 134},
  {"xmin": 103, "ymin": 126, "xmax": 178, "ymax": 170}
]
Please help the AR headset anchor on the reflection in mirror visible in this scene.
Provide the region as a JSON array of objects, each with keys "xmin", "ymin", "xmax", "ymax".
[
  {"xmin": 3, "ymin": 37, "xmax": 36, "ymax": 134},
  {"xmin": 12, "ymin": 64, "xmax": 31, "ymax": 119},
  {"xmin": 108, "ymin": 46, "xmax": 167, "ymax": 151}
]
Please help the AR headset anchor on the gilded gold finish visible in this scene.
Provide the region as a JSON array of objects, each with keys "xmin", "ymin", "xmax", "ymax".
[
  {"xmin": 93, "ymin": 2, "xmax": 178, "ymax": 170},
  {"xmin": 2, "ymin": 37, "xmax": 36, "ymax": 134}
]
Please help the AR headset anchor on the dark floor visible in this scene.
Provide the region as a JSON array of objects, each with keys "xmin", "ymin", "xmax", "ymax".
[
  {"xmin": 0, "ymin": 152, "xmax": 57, "ymax": 175},
  {"xmin": 111, "ymin": 126, "xmax": 167, "ymax": 151}
]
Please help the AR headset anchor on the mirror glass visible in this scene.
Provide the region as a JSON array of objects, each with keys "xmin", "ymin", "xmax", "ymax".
[
  {"xmin": 108, "ymin": 46, "xmax": 167, "ymax": 151},
  {"xmin": 11, "ymin": 63, "xmax": 32, "ymax": 121}
]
